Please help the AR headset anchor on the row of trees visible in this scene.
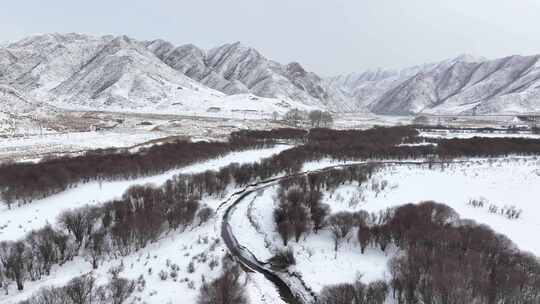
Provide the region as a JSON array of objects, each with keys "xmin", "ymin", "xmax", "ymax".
[
  {"xmin": 0, "ymin": 140, "xmax": 257, "ymax": 207},
  {"xmin": 7, "ymin": 125, "xmax": 540, "ymax": 208},
  {"xmin": 0, "ymin": 147, "xmax": 332, "ymax": 293},
  {"xmin": 19, "ymin": 274, "xmax": 136, "ymax": 304},
  {"xmin": 278, "ymin": 109, "xmax": 334, "ymax": 128},
  {"xmin": 437, "ymin": 137, "xmax": 540, "ymax": 158},
  {"xmin": 229, "ymin": 128, "xmax": 308, "ymax": 146}
]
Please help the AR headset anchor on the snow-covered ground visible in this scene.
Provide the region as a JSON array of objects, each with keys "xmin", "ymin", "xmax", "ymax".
[
  {"xmin": 0, "ymin": 130, "xmax": 170, "ymax": 162},
  {"xmin": 232, "ymin": 156, "xmax": 540, "ymax": 297},
  {"xmin": 246, "ymin": 272, "xmax": 287, "ymax": 304},
  {"xmin": 0, "ymin": 145, "xmax": 291, "ymax": 242},
  {"xmin": 3, "ymin": 146, "xmax": 539, "ymax": 303},
  {"xmin": 2, "ymin": 217, "xmax": 222, "ymax": 304}
]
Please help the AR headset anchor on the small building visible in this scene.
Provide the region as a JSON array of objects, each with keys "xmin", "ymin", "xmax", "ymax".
[{"xmin": 207, "ymin": 107, "xmax": 222, "ymax": 113}]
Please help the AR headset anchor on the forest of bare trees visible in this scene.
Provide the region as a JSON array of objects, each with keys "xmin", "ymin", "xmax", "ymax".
[
  {"xmin": 312, "ymin": 200, "xmax": 540, "ymax": 304},
  {"xmin": 272, "ymin": 167, "xmax": 540, "ymax": 304},
  {"xmin": 1, "ymin": 126, "xmax": 540, "ymax": 303}
]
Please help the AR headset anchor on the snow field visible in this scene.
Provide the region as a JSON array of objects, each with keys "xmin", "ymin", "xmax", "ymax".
[{"xmin": 348, "ymin": 157, "xmax": 540, "ymax": 255}]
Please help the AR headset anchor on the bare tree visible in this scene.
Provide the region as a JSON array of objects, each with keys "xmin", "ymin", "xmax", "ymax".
[
  {"xmin": 357, "ymin": 224, "xmax": 371, "ymax": 254},
  {"xmin": 284, "ymin": 109, "xmax": 305, "ymax": 127},
  {"xmin": 108, "ymin": 277, "xmax": 136, "ymax": 304},
  {"xmin": 319, "ymin": 283, "xmax": 356, "ymax": 304},
  {"xmin": 328, "ymin": 212, "xmax": 355, "ymax": 252},
  {"xmin": 64, "ymin": 275, "xmax": 95, "ymax": 304},
  {"xmin": 197, "ymin": 207, "xmax": 214, "ymax": 226},
  {"xmin": 321, "ymin": 111, "xmax": 334, "ymax": 127},
  {"xmin": 0, "ymin": 241, "xmax": 27, "ymax": 290},
  {"xmin": 197, "ymin": 257, "xmax": 248, "ymax": 304},
  {"xmin": 87, "ymin": 229, "xmax": 107, "ymax": 269},
  {"xmin": 309, "ymin": 110, "xmax": 324, "ymax": 127},
  {"xmin": 58, "ymin": 208, "xmax": 92, "ymax": 250}
]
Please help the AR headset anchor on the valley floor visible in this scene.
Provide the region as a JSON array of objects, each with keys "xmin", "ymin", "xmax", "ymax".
[{"xmin": 2, "ymin": 137, "xmax": 540, "ymax": 304}]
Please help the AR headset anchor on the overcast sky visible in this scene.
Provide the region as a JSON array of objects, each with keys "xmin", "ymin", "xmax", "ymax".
[{"xmin": 2, "ymin": 0, "xmax": 540, "ymax": 75}]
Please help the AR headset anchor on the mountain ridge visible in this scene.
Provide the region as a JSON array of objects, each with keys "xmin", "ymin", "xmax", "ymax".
[{"xmin": 1, "ymin": 33, "xmax": 540, "ymax": 116}]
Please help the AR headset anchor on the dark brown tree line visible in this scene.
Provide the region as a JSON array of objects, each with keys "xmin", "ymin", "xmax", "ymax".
[
  {"xmin": 229, "ymin": 128, "xmax": 308, "ymax": 145},
  {"xmin": 0, "ymin": 164, "xmax": 248, "ymax": 291},
  {"xmin": 6, "ymin": 126, "xmax": 540, "ymax": 208},
  {"xmin": 0, "ymin": 139, "xmax": 266, "ymax": 207},
  {"xmin": 317, "ymin": 201, "xmax": 540, "ymax": 304},
  {"xmin": 385, "ymin": 202, "xmax": 540, "ymax": 304},
  {"xmin": 437, "ymin": 137, "xmax": 540, "ymax": 158}
]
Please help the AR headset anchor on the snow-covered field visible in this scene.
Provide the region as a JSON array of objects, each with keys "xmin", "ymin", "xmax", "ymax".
[
  {"xmin": 232, "ymin": 156, "xmax": 540, "ymax": 296},
  {"xmin": 349, "ymin": 157, "xmax": 540, "ymax": 256},
  {"xmin": 0, "ymin": 111, "xmax": 292, "ymax": 162},
  {"xmin": 0, "ymin": 145, "xmax": 291, "ymax": 242},
  {"xmin": 0, "ymin": 130, "xmax": 170, "ymax": 162},
  {"xmin": 2, "ymin": 215, "xmax": 222, "ymax": 304}
]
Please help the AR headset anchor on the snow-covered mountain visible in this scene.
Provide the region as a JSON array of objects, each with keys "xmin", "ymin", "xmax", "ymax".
[
  {"xmin": 1, "ymin": 33, "xmax": 539, "ymax": 117},
  {"xmin": 146, "ymin": 40, "xmax": 354, "ymax": 111},
  {"xmin": 333, "ymin": 54, "xmax": 540, "ymax": 115},
  {"xmin": 0, "ymin": 33, "xmax": 319, "ymax": 118}
]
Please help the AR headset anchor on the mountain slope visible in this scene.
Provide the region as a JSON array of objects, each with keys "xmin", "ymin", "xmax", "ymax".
[
  {"xmin": 334, "ymin": 54, "xmax": 540, "ymax": 115},
  {"xmin": 0, "ymin": 84, "xmax": 58, "ymax": 135},
  {"xmin": 50, "ymin": 35, "xmax": 223, "ymax": 110},
  {"xmin": 0, "ymin": 34, "xmax": 317, "ymax": 116},
  {"xmin": 147, "ymin": 41, "xmax": 355, "ymax": 111}
]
